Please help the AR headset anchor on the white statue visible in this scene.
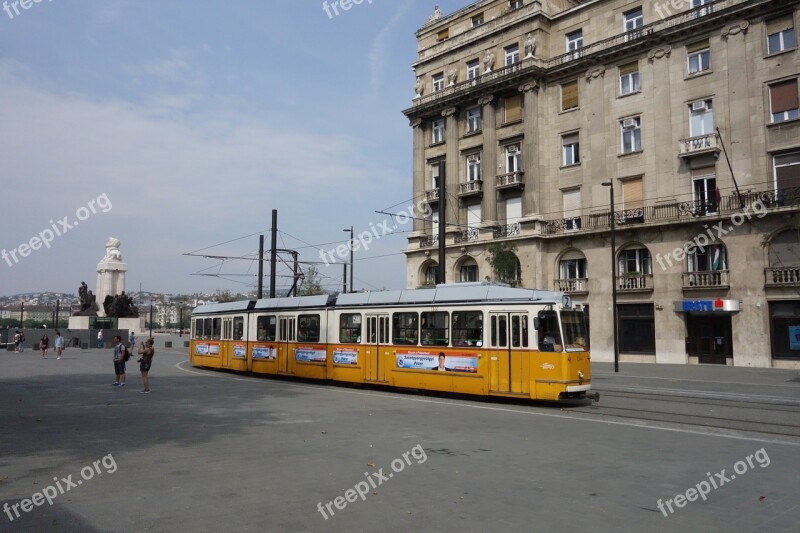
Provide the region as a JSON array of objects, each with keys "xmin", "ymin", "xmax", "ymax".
[
  {"xmin": 414, "ymin": 77, "xmax": 424, "ymax": 98},
  {"xmin": 525, "ymin": 33, "xmax": 537, "ymax": 58},
  {"xmin": 446, "ymin": 67, "xmax": 457, "ymax": 86},
  {"xmin": 103, "ymin": 237, "xmax": 122, "ymax": 261},
  {"xmin": 483, "ymin": 50, "xmax": 495, "ymax": 73},
  {"xmin": 428, "ymin": 5, "xmax": 442, "ymax": 22}
]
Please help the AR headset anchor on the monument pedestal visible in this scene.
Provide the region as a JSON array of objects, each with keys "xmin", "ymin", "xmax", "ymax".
[
  {"xmin": 118, "ymin": 317, "xmax": 146, "ymax": 335},
  {"xmin": 68, "ymin": 316, "xmax": 91, "ymax": 330}
]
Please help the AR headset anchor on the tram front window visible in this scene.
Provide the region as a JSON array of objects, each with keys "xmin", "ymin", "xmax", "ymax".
[
  {"xmin": 537, "ymin": 310, "xmax": 562, "ymax": 352},
  {"xmin": 561, "ymin": 310, "xmax": 588, "ymax": 352}
]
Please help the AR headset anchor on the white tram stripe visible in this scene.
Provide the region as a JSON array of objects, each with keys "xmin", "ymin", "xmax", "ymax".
[{"xmin": 175, "ymin": 361, "xmax": 800, "ymax": 448}]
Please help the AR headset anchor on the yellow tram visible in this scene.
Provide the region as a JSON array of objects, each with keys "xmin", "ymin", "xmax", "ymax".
[{"xmin": 189, "ymin": 283, "xmax": 595, "ymax": 402}]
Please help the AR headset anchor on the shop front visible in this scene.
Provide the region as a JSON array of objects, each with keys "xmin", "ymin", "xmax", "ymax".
[{"xmin": 674, "ymin": 299, "xmax": 740, "ymax": 365}]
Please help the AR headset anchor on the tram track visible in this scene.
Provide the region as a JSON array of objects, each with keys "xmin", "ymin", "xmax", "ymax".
[{"xmin": 570, "ymin": 388, "xmax": 800, "ymax": 438}]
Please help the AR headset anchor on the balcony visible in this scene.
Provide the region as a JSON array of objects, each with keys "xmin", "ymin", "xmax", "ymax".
[
  {"xmin": 541, "ymin": 185, "xmax": 797, "ymax": 236},
  {"xmin": 421, "ymin": 234, "xmax": 439, "ymax": 248},
  {"xmin": 496, "ymin": 172, "xmax": 524, "ymax": 190},
  {"xmin": 555, "ymin": 278, "xmax": 588, "ymax": 294},
  {"xmin": 425, "ymin": 189, "xmax": 440, "ymax": 203},
  {"xmin": 617, "ymin": 274, "xmax": 653, "ymax": 292},
  {"xmin": 765, "ymin": 267, "xmax": 800, "ymax": 287},
  {"xmin": 493, "ymin": 222, "xmax": 521, "ymax": 239},
  {"xmin": 682, "ymin": 270, "xmax": 730, "ymax": 289},
  {"xmin": 679, "ymin": 133, "xmax": 720, "ymax": 158},
  {"xmin": 454, "ymin": 227, "xmax": 479, "ymax": 243},
  {"xmin": 458, "ymin": 180, "xmax": 483, "ymax": 198}
]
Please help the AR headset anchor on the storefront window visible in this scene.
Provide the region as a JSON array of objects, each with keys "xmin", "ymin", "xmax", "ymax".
[
  {"xmin": 618, "ymin": 304, "xmax": 655, "ymax": 354},
  {"xmin": 769, "ymin": 301, "xmax": 800, "ymax": 359}
]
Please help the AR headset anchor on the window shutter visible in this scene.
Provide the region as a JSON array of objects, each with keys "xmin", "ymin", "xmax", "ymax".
[
  {"xmin": 562, "ymin": 80, "xmax": 579, "ymax": 110},
  {"xmin": 622, "ymin": 178, "xmax": 643, "ymax": 210},
  {"xmin": 505, "ymin": 95, "xmax": 521, "ymax": 122},
  {"xmin": 766, "ymin": 17, "xmax": 794, "ymax": 35},
  {"xmin": 561, "ymin": 249, "xmax": 585, "ymax": 261},
  {"xmin": 506, "ymin": 196, "xmax": 522, "ymax": 223},
  {"xmin": 686, "ymin": 40, "xmax": 709, "ymax": 53},
  {"xmin": 563, "ymin": 188, "xmax": 581, "ymax": 217},
  {"xmin": 776, "ymin": 162, "xmax": 800, "ymax": 191},
  {"xmin": 619, "ymin": 62, "xmax": 638, "ymax": 75},
  {"xmin": 562, "ymin": 133, "xmax": 579, "ymax": 146},
  {"xmin": 770, "ymin": 80, "xmax": 799, "ymax": 114},
  {"xmin": 691, "ymin": 166, "xmax": 716, "ymax": 178},
  {"xmin": 467, "ymin": 204, "xmax": 482, "ymax": 228}
]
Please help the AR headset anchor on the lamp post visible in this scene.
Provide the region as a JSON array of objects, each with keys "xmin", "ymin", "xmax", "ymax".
[
  {"xmin": 602, "ymin": 181, "xmax": 620, "ymax": 373},
  {"xmin": 179, "ymin": 305, "xmax": 184, "ymax": 337},
  {"xmin": 149, "ymin": 303, "xmax": 153, "ymax": 338},
  {"xmin": 343, "ymin": 226, "xmax": 353, "ymax": 293}
]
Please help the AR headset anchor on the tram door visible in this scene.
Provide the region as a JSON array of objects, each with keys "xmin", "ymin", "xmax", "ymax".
[
  {"xmin": 221, "ymin": 317, "xmax": 233, "ymax": 368},
  {"xmin": 365, "ymin": 314, "xmax": 389, "ymax": 382},
  {"xmin": 488, "ymin": 312, "xmax": 528, "ymax": 394},
  {"xmin": 278, "ymin": 315, "xmax": 296, "ymax": 374}
]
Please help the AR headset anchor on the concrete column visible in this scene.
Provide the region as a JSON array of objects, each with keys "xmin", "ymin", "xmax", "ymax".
[
  {"xmin": 519, "ymin": 81, "xmax": 540, "ymax": 215},
  {"xmin": 480, "ymin": 95, "xmax": 497, "ymax": 224},
  {"xmin": 443, "ymin": 107, "xmax": 459, "ymax": 229},
  {"xmin": 410, "ymin": 118, "xmax": 425, "ymax": 234}
]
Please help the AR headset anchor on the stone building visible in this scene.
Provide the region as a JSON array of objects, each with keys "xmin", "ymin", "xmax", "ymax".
[{"xmin": 402, "ymin": 0, "xmax": 800, "ymax": 368}]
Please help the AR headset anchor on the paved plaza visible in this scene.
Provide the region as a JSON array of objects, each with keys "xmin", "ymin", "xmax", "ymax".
[{"xmin": 1, "ymin": 345, "xmax": 799, "ymax": 532}]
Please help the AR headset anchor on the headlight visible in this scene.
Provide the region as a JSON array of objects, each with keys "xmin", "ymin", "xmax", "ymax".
[{"xmin": 578, "ymin": 370, "xmax": 585, "ymax": 380}]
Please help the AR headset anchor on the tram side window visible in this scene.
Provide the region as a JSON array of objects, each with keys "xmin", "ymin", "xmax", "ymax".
[
  {"xmin": 392, "ymin": 312, "xmax": 419, "ymax": 345},
  {"xmin": 298, "ymin": 314, "xmax": 321, "ymax": 343},
  {"xmin": 203, "ymin": 318, "xmax": 212, "ymax": 340},
  {"xmin": 340, "ymin": 314, "xmax": 362, "ymax": 343},
  {"xmin": 257, "ymin": 316, "xmax": 277, "ymax": 341},
  {"xmin": 421, "ymin": 312, "xmax": 449, "ymax": 346},
  {"xmin": 233, "ymin": 316, "xmax": 244, "ymax": 340},
  {"xmin": 510, "ymin": 315, "xmax": 529, "ymax": 348},
  {"xmin": 211, "ymin": 318, "xmax": 222, "ymax": 340},
  {"xmin": 537, "ymin": 310, "xmax": 562, "ymax": 352},
  {"xmin": 561, "ymin": 310, "xmax": 587, "ymax": 351},
  {"xmin": 193, "ymin": 319, "xmax": 202, "ymax": 339},
  {"xmin": 452, "ymin": 311, "xmax": 483, "ymax": 347}
]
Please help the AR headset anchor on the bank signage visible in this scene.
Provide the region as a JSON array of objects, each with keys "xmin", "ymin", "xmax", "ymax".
[{"xmin": 673, "ymin": 299, "xmax": 741, "ymax": 313}]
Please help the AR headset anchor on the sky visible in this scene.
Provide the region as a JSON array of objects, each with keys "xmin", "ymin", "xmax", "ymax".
[{"xmin": 0, "ymin": 0, "xmax": 468, "ymax": 297}]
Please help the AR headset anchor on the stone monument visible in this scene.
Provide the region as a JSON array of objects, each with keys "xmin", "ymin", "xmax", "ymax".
[{"xmin": 96, "ymin": 237, "xmax": 127, "ymax": 317}]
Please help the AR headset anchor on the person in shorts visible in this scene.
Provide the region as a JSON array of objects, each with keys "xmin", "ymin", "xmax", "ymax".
[
  {"xmin": 55, "ymin": 332, "xmax": 64, "ymax": 359},
  {"xmin": 137, "ymin": 338, "xmax": 155, "ymax": 393},
  {"xmin": 112, "ymin": 335, "xmax": 128, "ymax": 387},
  {"xmin": 39, "ymin": 334, "xmax": 49, "ymax": 358}
]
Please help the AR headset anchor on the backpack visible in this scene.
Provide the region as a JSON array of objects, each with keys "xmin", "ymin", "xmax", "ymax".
[{"xmin": 121, "ymin": 345, "xmax": 130, "ymax": 362}]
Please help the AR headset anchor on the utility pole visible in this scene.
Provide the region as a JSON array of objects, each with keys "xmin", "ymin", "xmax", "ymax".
[
  {"xmin": 343, "ymin": 226, "xmax": 354, "ymax": 293},
  {"xmin": 55, "ymin": 299, "xmax": 60, "ymax": 329},
  {"xmin": 438, "ymin": 160, "xmax": 446, "ymax": 285},
  {"xmin": 343, "ymin": 263, "xmax": 348, "ymax": 294},
  {"xmin": 258, "ymin": 235, "xmax": 265, "ymax": 299},
  {"xmin": 269, "ymin": 209, "xmax": 277, "ymax": 299}
]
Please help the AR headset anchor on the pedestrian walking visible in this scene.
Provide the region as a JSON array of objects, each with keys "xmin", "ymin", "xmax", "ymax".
[
  {"xmin": 97, "ymin": 330, "xmax": 104, "ymax": 349},
  {"xmin": 55, "ymin": 331, "xmax": 64, "ymax": 359},
  {"xmin": 129, "ymin": 331, "xmax": 135, "ymax": 349},
  {"xmin": 14, "ymin": 330, "xmax": 20, "ymax": 352},
  {"xmin": 111, "ymin": 335, "xmax": 129, "ymax": 387},
  {"xmin": 40, "ymin": 334, "xmax": 49, "ymax": 358},
  {"xmin": 18, "ymin": 329, "xmax": 25, "ymax": 353},
  {"xmin": 137, "ymin": 338, "xmax": 155, "ymax": 394}
]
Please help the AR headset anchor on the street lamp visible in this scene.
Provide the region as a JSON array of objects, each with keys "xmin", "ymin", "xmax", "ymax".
[
  {"xmin": 343, "ymin": 226, "xmax": 353, "ymax": 293},
  {"xmin": 602, "ymin": 181, "xmax": 620, "ymax": 373}
]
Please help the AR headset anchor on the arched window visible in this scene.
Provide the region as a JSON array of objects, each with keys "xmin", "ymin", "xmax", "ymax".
[
  {"xmin": 688, "ymin": 243, "xmax": 727, "ymax": 272},
  {"xmin": 421, "ymin": 262, "xmax": 439, "ymax": 285},
  {"xmin": 557, "ymin": 249, "xmax": 587, "ymax": 292},
  {"xmin": 618, "ymin": 245, "xmax": 651, "ymax": 275},
  {"xmin": 459, "ymin": 258, "xmax": 479, "ymax": 282},
  {"xmin": 769, "ymin": 229, "xmax": 800, "ymax": 267}
]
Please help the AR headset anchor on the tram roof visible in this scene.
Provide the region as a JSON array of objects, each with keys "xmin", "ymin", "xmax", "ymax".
[
  {"xmin": 254, "ymin": 294, "xmax": 336, "ymax": 310},
  {"xmin": 335, "ymin": 283, "xmax": 565, "ymax": 307},
  {"xmin": 192, "ymin": 300, "xmax": 254, "ymax": 315}
]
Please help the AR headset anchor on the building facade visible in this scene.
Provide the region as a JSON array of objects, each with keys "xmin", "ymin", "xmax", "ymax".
[{"xmin": 403, "ymin": 0, "xmax": 800, "ymax": 368}]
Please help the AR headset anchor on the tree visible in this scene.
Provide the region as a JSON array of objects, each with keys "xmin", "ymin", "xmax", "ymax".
[
  {"xmin": 487, "ymin": 242, "xmax": 521, "ymax": 286},
  {"xmin": 299, "ymin": 266, "xmax": 326, "ymax": 296}
]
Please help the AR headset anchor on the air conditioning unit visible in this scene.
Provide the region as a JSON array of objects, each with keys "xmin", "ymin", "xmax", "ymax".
[
  {"xmin": 691, "ymin": 101, "xmax": 708, "ymax": 112},
  {"xmin": 622, "ymin": 118, "xmax": 638, "ymax": 129}
]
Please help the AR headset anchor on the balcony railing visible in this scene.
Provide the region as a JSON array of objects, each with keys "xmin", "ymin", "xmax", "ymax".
[
  {"xmin": 421, "ymin": 234, "xmax": 439, "ymax": 248},
  {"xmin": 679, "ymin": 133, "xmax": 720, "ymax": 158},
  {"xmin": 555, "ymin": 278, "xmax": 588, "ymax": 293},
  {"xmin": 454, "ymin": 227, "xmax": 479, "ymax": 243},
  {"xmin": 458, "ymin": 180, "xmax": 483, "ymax": 197},
  {"xmin": 493, "ymin": 222, "xmax": 521, "ymax": 239},
  {"xmin": 425, "ymin": 189, "xmax": 439, "ymax": 202},
  {"xmin": 496, "ymin": 172, "xmax": 524, "ymax": 189},
  {"xmin": 409, "ymin": 0, "xmax": 748, "ymax": 108},
  {"xmin": 617, "ymin": 274, "xmax": 653, "ymax": 291},
  {"xmin": 765, "ymin": 267, "xmax": 800, "ymax": 287},
  {"xmin": 542, "ymin": 186, "xmax": 798, "ymax": 236},
  {"xmin": 682, "ymin": 270, "xmax": 730, "ymax": 289}
]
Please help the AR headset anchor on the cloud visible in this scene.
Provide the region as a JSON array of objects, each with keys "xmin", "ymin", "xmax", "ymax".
[{"xmin": 368, "ymin": 3, "xmax": 411, "ymax": 100}]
